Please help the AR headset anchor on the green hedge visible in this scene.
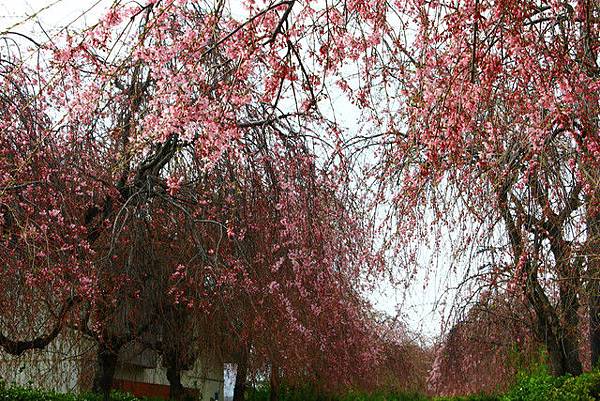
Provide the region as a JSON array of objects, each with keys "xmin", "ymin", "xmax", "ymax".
[{"xmin": 0, "ymin": 382, "xmax": 162, "ymax": 401}]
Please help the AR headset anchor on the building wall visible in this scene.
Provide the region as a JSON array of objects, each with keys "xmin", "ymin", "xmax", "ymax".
[
  {"xmin": 0, "ymin": 332, "xmax": 94, "ymax": 393},
  {"xmin": 0, "ymin": 332, "xmax": 224, "ymax": 401},
  {"xmin": 115, "ymin": 355, "xmax": 224, "ymax": 401}
]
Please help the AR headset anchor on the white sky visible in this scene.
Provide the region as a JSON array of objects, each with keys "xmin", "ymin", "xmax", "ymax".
[{"xmin": 0, "ymin": 0, "xmax": 457, "ymax": 346}]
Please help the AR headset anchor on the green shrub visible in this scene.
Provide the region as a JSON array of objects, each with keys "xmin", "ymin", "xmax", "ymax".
[
  {"xmin": 0, "ymin": 385, "xmax": 162, "ymax": 401},
  {"xmin": 503, "ymin": 370, "xmax": 600, "ymax": 401}
]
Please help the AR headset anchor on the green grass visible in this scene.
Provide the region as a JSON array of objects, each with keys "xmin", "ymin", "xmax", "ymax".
[
  {"xmin": 246, "ymin": 387, "xmax": 431, "ymax": 401},
  {"xmin": 245, "ymin": 385, "xmax": 500, "ymax": 401}
]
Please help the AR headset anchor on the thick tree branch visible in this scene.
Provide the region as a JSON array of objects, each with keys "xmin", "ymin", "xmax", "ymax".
[{"xmin": 0, "ymin": 296, "xmax": 81, "ymax": 356}]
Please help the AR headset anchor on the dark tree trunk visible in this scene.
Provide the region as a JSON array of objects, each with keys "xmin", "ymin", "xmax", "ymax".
[
  {"xmin": 232, "ymin": 348, "xmax": 248, "ymax": 401},
  {"xmin": 551, "ymin": 236, "xmax": 583, "ymax": 376},
  {"xmin": 527, "ymin": 281, "xmax": 582, "ymax": 376},
  {"xmin": 544, "ymin": 328, "xmax": 583, "ymax": 376},
  {"xmin": 161, "ymin": 304, "xmax": 198, "ymax": 400},
  {"xmin": 269, "ymin": 365, "xmax": 279, "ymax": 401},
  {"xmin": 526, "ymin": 264, "xmax": 583, "ymax": 376},
  {"xmin": 166, "ymin": 363, "xmax": 184, "ymax": 401},
  {"xmin": 591, "ymin": 291, "xmax": 600, "ymax": 368},
  {"xmin": 581, "ymin": 1, "xmax": 600, "ymax": 368},
  {"xmin": 498, "ymin": 189, "xmax": 583, "ymax": 376},
  {"xmin": 588, "ymin": 209, "xmax": 600, "ymax": 368},
  {"xmin": 92, "ymin": 342, "xmax": 119, "ymax": 401}
]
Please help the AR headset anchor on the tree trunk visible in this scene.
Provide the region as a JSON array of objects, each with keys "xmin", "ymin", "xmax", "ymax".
[
  {"xmin": 232, "ymin": 349, "xmax": 248, "ymax": 401},
  {"xmin": 580, "ymin": 0, "xmax": 600, "ymax": 368},
  {"xmin": 551, "ymin": 236, "xmax": 583, "ymax": 375},
  {"xmin": 269, "ymin": 365, "xmax": 279, "ymax": 401},
  {"xmin": 526, "ymin": 268, "xmax": 583, "ymax": 376},
  {"xmin": 498, "ymin": 191, "xmax": 583, "ymax": 376},
  {"xmin": 591, "ymin": 287, "xmax": 600, "ymax": 368},
  {"xmin": 588, "ymin": 207, "xmax": 600, "ymax": 368},
  {"xmin": 166, "ymin": 363, "xmax": 185, "ymax": 401},
  {"xmin": 545, "ymin": 329, "xmax": 583, "ymax": 376},
  {"xmin": 92, "ymin": 342, "xmax": 119, "ymax": 401}
]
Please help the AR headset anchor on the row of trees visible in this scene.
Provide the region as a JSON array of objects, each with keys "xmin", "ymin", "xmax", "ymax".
[
  {"xmin": 0, "ymin": 0, "xmax": 426, "ymax": 399},
  {"xmin": 378, "ymin": 0, "xmax": 600, "ymax": 377},
  {"xmin": 0, "ymin": 0, "xmax": 598, "ymax": 398}
]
